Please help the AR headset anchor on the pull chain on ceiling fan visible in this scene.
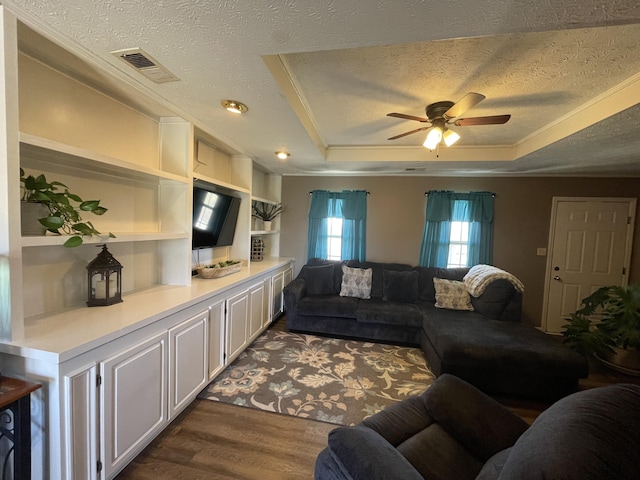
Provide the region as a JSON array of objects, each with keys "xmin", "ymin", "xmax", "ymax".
[{"xmin": 386, "ymin": 92, "xmax": 511, "ymax": 151}]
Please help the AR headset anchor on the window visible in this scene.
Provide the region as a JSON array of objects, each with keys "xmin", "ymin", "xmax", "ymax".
[
  {"xmin": 326, "ymin": 217, "xmax": 343, "ymax": 260},
  {"xmin": 307, "ymin": 190, "xmax": 367, "ymax": 262},
  {"xmin": 447, "ymin": 221, "xmax": 469, "ymax": 267},
  {"xmin": 419, "ymin": 191, "xmax": 494, "ymax": 268}
]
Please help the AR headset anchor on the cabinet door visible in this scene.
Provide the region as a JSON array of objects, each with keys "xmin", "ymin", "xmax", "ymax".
[
  {"xmin": 284, "ymin": 265, "xmax": 293, "ymax": 288},
  {"xmin": 101, "ymin": 332, "xmax": 167, "ymax": 479},
  {"xmin": 168, "ymin": 310, "xmax": 208, "ymax": 419},
  {"xmin": 226, "ymin": 290, "xmax": 249, "ymax": 363},
  {"xmin": 262, "ymin": 276, "xmax": 272, "ymax": 328},
  {"xmin": 248, "ymin": 282, "xmax": 265, "ymax": 341},
  {"xmin": 63, "ymin": 363, "xmax": 98, "ymax": 480},
  {"xmin": 208, "ymin": 299, "xmax": 226, "ymax": 381},
  {"xmin": 271, "ymin": 271, "xmax": 285, "ymax": 320}
]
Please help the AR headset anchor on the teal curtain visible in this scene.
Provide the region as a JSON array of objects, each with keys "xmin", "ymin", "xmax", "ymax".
[
  {"xmin": 419, "ymin": 190, "xmax": 494, "ymax": 267},
  {"xmin": 307, "ymin": 190, "xmax": 367, "ymax": 261}
]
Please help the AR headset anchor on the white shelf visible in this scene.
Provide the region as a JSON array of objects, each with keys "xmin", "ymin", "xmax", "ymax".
[
  {"xmin": 193, "ymin": 173, "xmax": 251, "ymax": 195},
  {"xmin": 251, "ymin": 195, "xmax": 279, "ymax": 205},
  {"xmin": 250, "ymin": 230, "xmax": 279, "ymax": 236},
  {"xmin": 20, "ymin": 132, "xmax": 190, "ymax": 184},
  {"xmin": 21, "ymin": 231, "xmax": 189, "ymax": 248}
]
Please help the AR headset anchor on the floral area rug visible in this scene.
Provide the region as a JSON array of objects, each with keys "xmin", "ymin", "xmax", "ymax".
[{"xmin": 197, "ymin": 329, "xmax": 434, "ymax": 426}]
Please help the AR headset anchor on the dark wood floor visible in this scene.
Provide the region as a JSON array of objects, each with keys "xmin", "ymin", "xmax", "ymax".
[{"xmin": 116, "ymin": 317, "xmax": 640, "ymax": 479}]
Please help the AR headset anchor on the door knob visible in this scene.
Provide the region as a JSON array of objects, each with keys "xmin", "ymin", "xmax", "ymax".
[{"xmin": 553, "ymin": 275, "xmax": 562, "ymax": 281}]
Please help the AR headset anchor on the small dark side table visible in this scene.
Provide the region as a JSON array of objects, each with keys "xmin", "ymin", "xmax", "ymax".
[{"xmin": 0, "ymin": 376, "xmax": 41, "ymax": 480}]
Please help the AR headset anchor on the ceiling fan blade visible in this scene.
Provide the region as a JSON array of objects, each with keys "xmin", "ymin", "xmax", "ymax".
[
  {"xmin": 443, "ymin": 92, "xmax": 486, "ymax": 120},
  {"xmin": 388, "ymin": 126, "xmax": 429, "ymax": 140},
  {"xmin": 387, "ymin": 112, "xmax": 429, "ymax": 122},
  {"xmin": 453, "ymin": 114, "xmax": 511, "ymax": 126}
]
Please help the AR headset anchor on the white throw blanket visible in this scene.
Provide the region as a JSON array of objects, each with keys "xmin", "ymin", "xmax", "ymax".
[{"xmin": 463, "ymin": 264, "xmax": 525, "ymax": 297}]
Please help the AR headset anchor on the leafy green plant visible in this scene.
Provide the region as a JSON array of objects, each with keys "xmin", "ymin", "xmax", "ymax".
[
  {"xmin": 252, "ymin": 202, "xmax": 283, "ymax": 221},
  {"xmin": 20, "ymin": 168, "xmax": 115, "ymax": 247},
  {"xmin": 562, "ymin": 284, "xmax": 640, "ymax": 360}
]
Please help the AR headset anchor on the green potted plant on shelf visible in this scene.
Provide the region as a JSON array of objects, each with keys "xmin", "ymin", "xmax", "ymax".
[
  {"xmin": 562, "ymin": 284, "xmax": 640, "ymax": 375},
  {"xmin": 20, "ymin": 168, "xmax": 115, "ymax": 247},
  {"xmin": 252, "ymin": 202, "xmax": 283, "ymax": 231}
]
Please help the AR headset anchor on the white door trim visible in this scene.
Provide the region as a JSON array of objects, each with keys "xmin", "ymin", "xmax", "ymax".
[{"xmin": 541, "ymin": 196, "xmax": 636, "ymax": 333}]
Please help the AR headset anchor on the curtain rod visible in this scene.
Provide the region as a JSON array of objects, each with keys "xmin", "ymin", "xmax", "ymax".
[
  {"xmin": 424, "ymin": 191, "xmax": 496, "ymax": 197},
  {"xmin": 309, "ymin": 191, "xmax": 370, "ymax": 195}
]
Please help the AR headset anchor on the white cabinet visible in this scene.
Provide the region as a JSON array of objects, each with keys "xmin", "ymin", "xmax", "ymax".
[
  {"xmin": 63, "ymin": 363, "xmax": 98, "ymax": 480},
  {"xmin": 226, "ymin": 290, "xmax": 250, "ymax": 363},
  {"xmin": 248, "ymin": 282, "xmax": 266, "ymax": 342},
  {"xmin": 101, "ymin": 332, "xmax": 168, "ymax": 479},
  {"xmin": 168, "ymin": 310, "xmax": 209, "ymax": 419},
  {"xmin": 208, "ymin": 299, "xmax": 226, "ymax": 381}
]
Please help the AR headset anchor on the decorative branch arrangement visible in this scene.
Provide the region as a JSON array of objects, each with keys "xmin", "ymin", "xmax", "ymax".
[{"xmin": 252, "ymin": 202, "xmax": 283, "ymax": 221}]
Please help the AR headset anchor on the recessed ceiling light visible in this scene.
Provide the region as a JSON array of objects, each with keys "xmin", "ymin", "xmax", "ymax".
[
  {"xmin": 221, "ymin": 100, "xmax": 248, "ymax": 114},
  {"xmin": 275, "ymin": 151, "xmax": 290, "ymax": 160}
]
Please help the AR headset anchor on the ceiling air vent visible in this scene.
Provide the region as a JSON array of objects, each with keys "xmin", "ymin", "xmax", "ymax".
[{"xmin": 111, "ymin": 48, "xmax": 180, "ymax": 84}]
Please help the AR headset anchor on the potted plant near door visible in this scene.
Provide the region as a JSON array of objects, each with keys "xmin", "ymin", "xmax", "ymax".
[
  {"xmin": 252, "ymin": 202, "xmax": 283, "ymax": 231},
  {"xmin": 562, "ymin": 284, "xmax": 640, "ymax": 375},
  {"xmin": 20, "ymin": 168, "xmax": 114, "ymax": 247}
]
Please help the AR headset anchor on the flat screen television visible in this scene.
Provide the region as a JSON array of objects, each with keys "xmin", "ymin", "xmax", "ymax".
[{"xmin": 192, "ymin": 181, "xmax": 241, "ymax": 249}]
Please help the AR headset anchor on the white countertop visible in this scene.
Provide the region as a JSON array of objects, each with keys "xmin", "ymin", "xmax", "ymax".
[{"xmin": 0, "ymin": 258, "xmax": 293, "ymax": 363}]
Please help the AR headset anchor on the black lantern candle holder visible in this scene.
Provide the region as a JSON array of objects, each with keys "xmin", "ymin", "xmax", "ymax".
[{"xmin": 87, "ymin": 244, "xmax": 123, "ymax": 307}]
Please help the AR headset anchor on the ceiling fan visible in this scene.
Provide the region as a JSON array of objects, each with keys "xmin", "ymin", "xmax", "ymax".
[{"xmin": 387, "ymin": 92, "xmax": 511, "ymax": 150}]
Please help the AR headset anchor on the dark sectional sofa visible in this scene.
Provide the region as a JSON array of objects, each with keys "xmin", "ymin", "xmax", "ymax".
[{"xmin": 284, "ymin": 258, "xmax": 588, "ymax": 400}]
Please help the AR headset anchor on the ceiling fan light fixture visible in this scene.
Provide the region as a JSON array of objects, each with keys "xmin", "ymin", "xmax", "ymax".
[
  {"xmin": 423, "ymin": 127, "xmax": 442, "ymax": 150},
  {"xmin": 221, "ymin": 100, "xmax": 248, "ymax": 114},
  {"xmin": 443, "ymin": 129, "xmax": 460, "ymax": 147}
]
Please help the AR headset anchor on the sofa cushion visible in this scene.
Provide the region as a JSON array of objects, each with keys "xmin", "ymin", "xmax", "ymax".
[
  {"xmin": 383, "ymin": 270, "xmax": 419, "ymax": 303},
  {"xmin": 421, "ymin": 305, "xmax": 588, "ymax": 395},
  {"xmin": 340, "ymin": 265, "xmax": 373, "ymax": 299},
  {"xmin": 356, "ymin": 299, "xmax": 423, "ymax": 327},
  {"xmin": 297, "ymin": 295, "xmax": 359, "ymax": 318},
  {"xmin": 302, "ymin": 264, "xmax": 336, "ymax": 295},
  {"xmin": 433, "ymin": 278, "xmax": 474, "ymax": 311}
]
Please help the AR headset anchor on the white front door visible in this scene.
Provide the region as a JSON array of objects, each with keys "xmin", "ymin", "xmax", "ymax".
[{"xmin": 542, "ymin": 197, "xmax": 636, "ymax": 334}]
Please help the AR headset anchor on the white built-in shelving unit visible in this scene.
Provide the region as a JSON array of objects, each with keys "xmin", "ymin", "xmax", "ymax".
[{"xmin": 0, "ymin": 19, "xmax": 283, "ymax": 341}]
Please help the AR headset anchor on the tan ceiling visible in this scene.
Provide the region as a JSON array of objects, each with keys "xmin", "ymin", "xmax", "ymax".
[{"xmin": 5, "ymin": 0, "xmax": 640, "ymax": 176}]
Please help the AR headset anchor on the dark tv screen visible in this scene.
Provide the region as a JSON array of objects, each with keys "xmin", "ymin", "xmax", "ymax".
[{"xmin": 192, "ymin": 183, "xmax": 241, "ymax": 249}]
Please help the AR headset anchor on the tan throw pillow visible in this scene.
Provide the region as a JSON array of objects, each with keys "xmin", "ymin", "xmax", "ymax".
[
  {"xmin": 340, "ymin": 265, "xmax": 373, "ymax": 299},
  {"xmin": 433, "ymin": 278, "xmax": 474, "ymax": 311}
]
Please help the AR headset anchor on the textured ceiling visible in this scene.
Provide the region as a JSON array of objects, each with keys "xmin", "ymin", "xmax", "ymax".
[{"xmin": 4, "ymin": 0, "xmax": 640, "ymax": 176}]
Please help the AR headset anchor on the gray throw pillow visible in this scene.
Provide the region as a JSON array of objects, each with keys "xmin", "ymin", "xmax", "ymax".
[
  {"xmin": 383, "ymin": 270, "xmax": 419, "ymax": 303},
  {"xmin": 302, "ymin": 264, "xmax": 335, "ymax": 295}
]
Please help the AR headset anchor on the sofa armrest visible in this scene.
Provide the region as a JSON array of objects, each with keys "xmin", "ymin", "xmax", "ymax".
[
  {"xmin": 283, "ymin": 276, "xmax": 306, "ymax": 310},
  {"xmin": 425, "ymin": 374, "xmax": 529, "ymax": 461},
  {"xmin": 470, "ymin": 279, "xmax": 522, "ymax": 322},
  {"xmin": 315, "ymin": 425, "xmax": 423, "ymax": 480}
]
